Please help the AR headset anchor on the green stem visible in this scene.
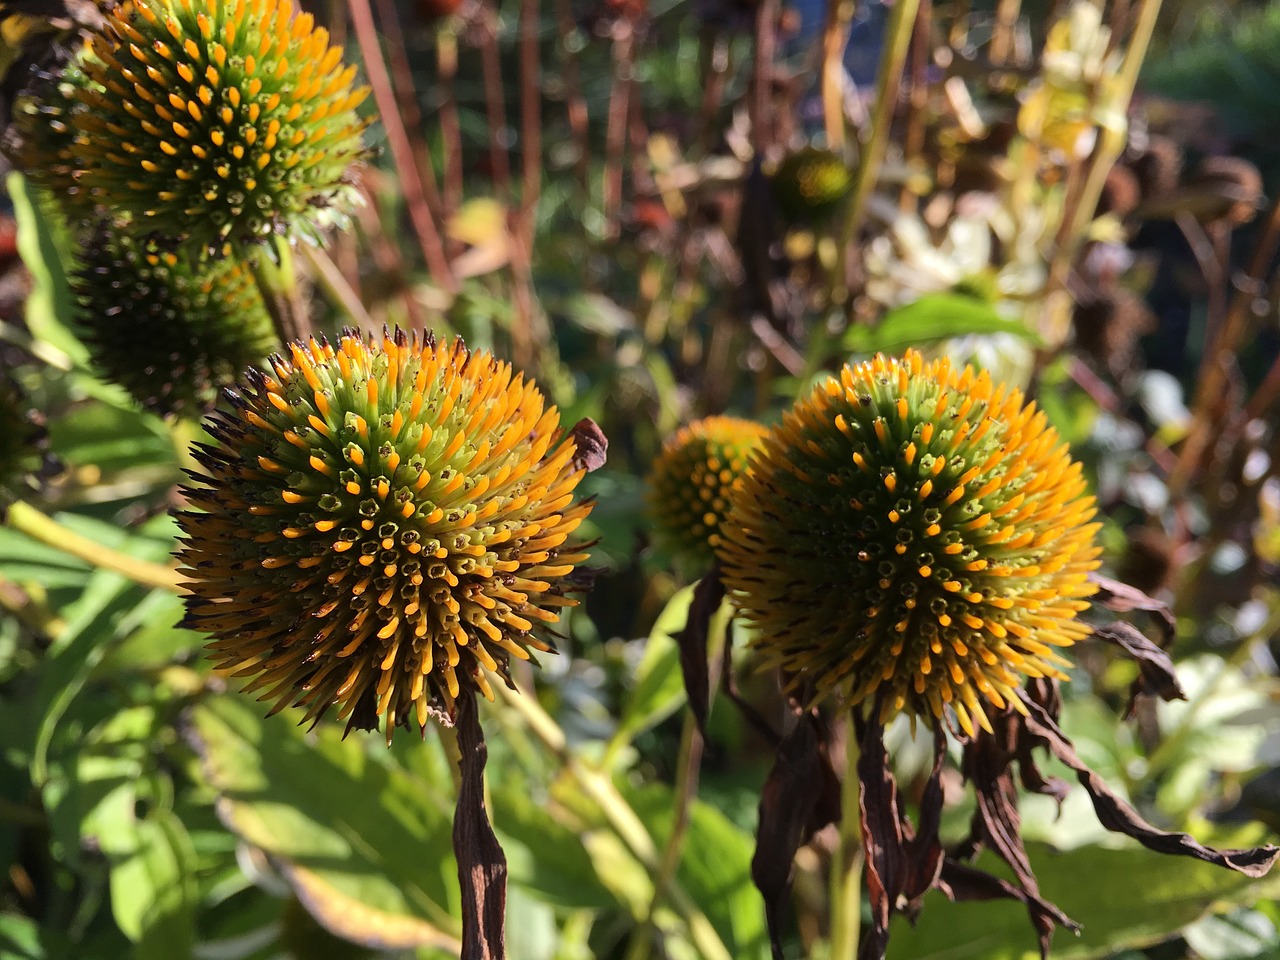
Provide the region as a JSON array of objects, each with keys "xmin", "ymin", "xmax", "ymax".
[
  {"xmin": 299, "ymin": 244, "xmax": 376, "ymax": 331},
  {"xmin": 828, "ymin": 717, "xmax": 864, "ymax": 960},
  {"xmin": 248, "ymin": 235, "xmax": 309, "ymax": 345},
  {"xmin": 838, "ymin": 0, "xmax": 922, "ymax": 305},
  {"xmin": 496, "ymin": 685, "xmax": 733, "ymax": 960},
  {"xmin": 1041, "ymin": 0, "xmax": 1162, "ymax": 337},
  {"xmin": 4, "ymin": 500, "xmax": 184, "ymax": 594},
  {"xmin": 623, "ymin": 711, "xmax": 705, "ymax": 960}
]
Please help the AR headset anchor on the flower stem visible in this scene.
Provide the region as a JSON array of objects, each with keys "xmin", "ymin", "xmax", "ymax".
[
  {"xmin": 495, "ymin": 684, "xmax": 732, "ymax": 960},
  {"xmin": 828, "ymin": 717, "xmax": 864, "ymax": 960},
  {"xmin": 4, "ymin": 500, "xmax": 184, "ymax": 594},
  {"xmin": 298, "ymin": 244, "xmax": 375, "ymax": 331},
  {"xmin": 622, "ymin": 711, "xmax": 705, "ymax": 960},
  {"xmin": 838, "ymin": 0, "xmax": 922, "ymax": 302},
  {"xmin": 248, "ymin": 235, "xmax": 309, "ymax": 344}
]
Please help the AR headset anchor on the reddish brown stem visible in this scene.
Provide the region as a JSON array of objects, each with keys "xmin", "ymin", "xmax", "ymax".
[
  {"xmin": 349, "ymin": 0, "xmax": 456, "ymax": 291},
  {"xmin": 753, "ymin": 0, "xmax": 778, "ymax": 152},
  {"xmin": 555, "ymin": 0, "xmax": 590, "ymax": 190},
  {"xmin": 436, "ymin": 28, "xmax": 464, "ymax": 246},
  {"xmin": 478, "ymin": 0, "xmax": 513, "ymax": 206},
  {"xmin": 1171, "ymin": 194, "xmax": 1280, "ymax": 493},
  {"xmin": 602, "ymin": 16, "xmax": 636, "ymax": 238}
]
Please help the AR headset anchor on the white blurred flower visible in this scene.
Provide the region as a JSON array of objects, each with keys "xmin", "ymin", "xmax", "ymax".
[{"xmin": 863, "ymin": 199, "xmax": 1046, "ymax": 316}]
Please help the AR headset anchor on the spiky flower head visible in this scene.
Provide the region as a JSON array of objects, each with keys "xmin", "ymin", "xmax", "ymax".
[
  {"xmin": 647, "ymin": 415, "xmax": 767, "ymax": 567},
  {"xmin": 717, "ymin": 350, "xmax": 1102, "ymax": 736},
  {"xmin": 771, "ymin": 147, "xmax": 854, "ymax": 226},
  {"xmin": 177, "ymin": 329, "xmax": 594, "ymax": 739},
  {"xmin": 53, "ymin": 0, "xmax": 368, "ymax": 250},
  {"xmin": 6, "ymin": 53, "xmax": 99, "ymax": 219},
  {"xmin": 72, "ymin": 228, "xmax": 277, "ymax": 417}
]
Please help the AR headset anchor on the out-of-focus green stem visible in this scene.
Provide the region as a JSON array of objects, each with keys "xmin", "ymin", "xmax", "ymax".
[
  {"xmin": 496, "ymin": 685, "xmax": 733, "ymax": 960},
  {"xmin": 623, "ymin": 712, "xmax": 705, "ymax": 960},
  {"xmin": 299, "ymin": 243, "xmax": 375, "ymax": 331},
  {"xmin": 1044, "ymin": 0, "xmax": 1163, "ymax": 312},
  {"xmin": 828, "ymin": 719, "xmax": 864, "ymax": 960},
  {"xmin": 248, "ymin": 235, "xmax": 309, "ymax": 345},
  {"xmin": 822, "ymin": 0, "xmax": 856, "ymax": 151},
  {"xmin": 4, "ymin": 500, "xmax": 184, "ymax": 594},
  {"xmin": 839, "ymin": 0, "xmax": 922, "ymax": 297}
]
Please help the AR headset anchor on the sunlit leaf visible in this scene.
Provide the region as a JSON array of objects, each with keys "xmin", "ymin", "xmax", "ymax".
[
  {"xmin": 888, "ymin": 840, "xmax": 1280, "ymax": 959},
  {"xmin": 844, "ymin": 294, "xmax": 1042, "ymax": 354},
  {"xmin": 188, "ymin": 693, "xmax": 462, "ymax": 952},
  {"xmin": 109, "ymin": 807, "xmax": 197, "ymax": 959},
  {"xmin": 611, "ymin": 585, "xmax": 693, "ymax": 752}
]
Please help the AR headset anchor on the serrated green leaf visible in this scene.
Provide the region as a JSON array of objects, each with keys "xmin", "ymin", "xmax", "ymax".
[
  {"xmin": 188, "ymin": 693, "xmax": 462, "ymax": 953},
  {"xmin": 844, "ymin": 294, "xmax": 1042, "ymax": 354}
]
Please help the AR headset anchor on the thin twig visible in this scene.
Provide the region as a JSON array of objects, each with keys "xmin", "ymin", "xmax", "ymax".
[
  {"xmin": 1171, "ymin": 192, "xmax": 1280, "ymax": 493},
  {"xmin": 696, "ymin": 27, "xmax": 730, "ymax": 158},
  {"xmin": 839, "ymin": 0, "xmax": 923, "ymax": 299},
  {"xmin": 827, "ymin": 717, "xmax": 863, "ymax": 960},
  {"xmin": 477, "ymin": 0, "xmax": 513, "ymax": 205},
  {"xmin": 753, "ymin": 0, "xmax": 779, "ymax": 153},
  {"xmin": 349, "ymin": 0, "xmax": 457, "ymax": 291},
  {"xmin": 373, "ymin": 0, "xmax": 445, "ymax": 219},
  {"xmin": 821, "ymin": 0, "xmax": 855, "ymax": 151},
  {"xmin": 495, "ymin": 684, "xmax": 733, "ymax": 960},
  {"xmin": 299, "ymin": 244, "xmax": 377, "ymax": 331},
  {"xmin": 554, "ymin": 0, "xmax": 591, "ymax": 189},
  {"xmin": 5, "ymin": 501, "xmax": 184, "ymax": 594},
  {"xmin": 436, "ymin": 25, "xmax": 465, "ymax": 242},
  {"xmin": 602, "ymin": 14, "xmax": 636, "ymax": 238}
]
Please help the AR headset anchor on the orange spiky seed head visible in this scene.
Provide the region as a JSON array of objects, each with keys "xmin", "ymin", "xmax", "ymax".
[
  {"xmin": 73, "ymin": 228, "xmax": 276, "ymax": 418},
  {"xmin": 647, "ymin": 415, "xmax": 768, "ymax": 567},
  {"xmin": 177, "ymin": 329, "xmax": 595, "ymax": 740},
  {"xmin": 55, "ymin": 0, "xmax": 369, "ymax": 250},
  {"xmin": 716, "ymin": 350, "xmax": 1102, "ymax": 737}
]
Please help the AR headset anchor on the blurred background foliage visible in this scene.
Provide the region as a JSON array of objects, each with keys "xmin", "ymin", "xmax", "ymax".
[{"xmin": 1, "ymin": 0, "xmax": 1279, "ymax": 957}]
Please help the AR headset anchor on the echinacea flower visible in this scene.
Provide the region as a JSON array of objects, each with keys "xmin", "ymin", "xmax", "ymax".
[
  {"xmin": 708, "ymin": 350, "xmax": 1276, "ymax": 960},
  {"xmin": 177, "ymin": 329, "xmax": 594, "ymax": 739},
  {"xmin": 647, "ymin": 415, "xmax": 767, "ymax": 568},
  {"xmin": 73, "ymin": 227, "xmax": 276, "ymax": 417},
  {"xmin": 51, "ymin": 0, "xmax": 368, "ymax": 250},
  {"xmin": 717, "ymin": 349, "xmax": 1102, "ymax": 735},
  {"xmin": 770, "ymin": 147, "xmax": 854, "ymax": 226}
]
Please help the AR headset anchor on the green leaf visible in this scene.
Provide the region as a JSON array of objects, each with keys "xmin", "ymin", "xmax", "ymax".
[
  {"xmin": 188, "ymin": 693, "xmax": 462, "ymax": 953},
  {"xmin": 611, "ymin": 585, "xmax": 693, "ymax": 752},
  {"xmin": 628, "ymin": 784, "xmax": 769, "ymax": 958},
  {"xmin": 887, "ymin": 841, "xmax": 1280, "ymax": 960},
  {"xmin": 109, "ymin": 808, "xmax": 197, "ymax": 959},
  {"xmin": 843, "ymin": 294, "xmax": 1042, "ymax": 354},
  {"xmin": 0, "ymin": 913, "xmax": 42, "ymax": 959},
  {"xmin": 9, "ymin": 172, "xmax": 86, "ymax": 366},
  {"xmin": 494, "ymin": 784, "xmax": 617, "ymax": 911}
]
